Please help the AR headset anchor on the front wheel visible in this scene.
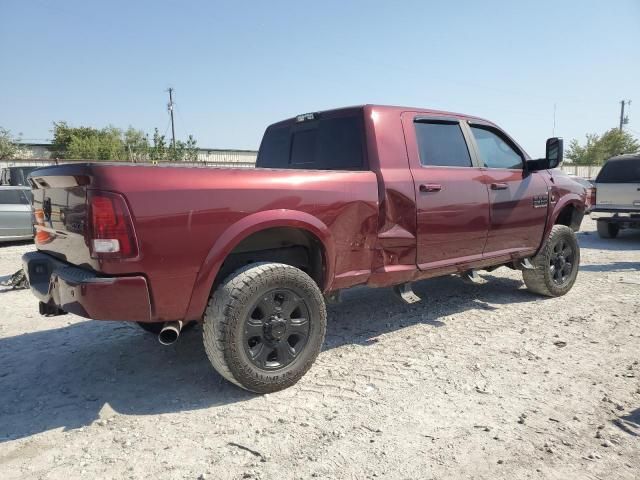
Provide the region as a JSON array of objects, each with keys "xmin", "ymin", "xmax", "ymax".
[
  {"xmin": 523, "ymin": 225, "xmax": 580, "ymax": 297},
  {"xmin": 203, "ymin": 263, "xmax": 327, "ymax": 393}
]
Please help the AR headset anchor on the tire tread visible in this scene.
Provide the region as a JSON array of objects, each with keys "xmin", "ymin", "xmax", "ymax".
[{"xmin": 202, "ymin": 262, "xmax": 326, "ymax": 393}]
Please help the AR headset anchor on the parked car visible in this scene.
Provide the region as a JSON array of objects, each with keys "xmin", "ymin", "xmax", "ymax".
[
  {"xmin": 562, "ymin": 173, "xmax": 594, "ymax": 212},
  {"xmin": 0, "ymin": 166, "xmax": 41, "ymax": 186},
  {"xmin": 590, "ymin": 153, "xmax": 640, "ymax": 238},
  {"xmin": 0, "ymin": 186, "xmax": 34, "ymax": 242},
  {"xmin": 22, "ymin": 105, "xmax": 586, "ymax": 393}
]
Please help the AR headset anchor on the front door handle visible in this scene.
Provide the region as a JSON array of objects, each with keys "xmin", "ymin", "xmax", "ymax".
[
  {"xmin": 490, "ymin": 183, "xmax": 508, "ymax": 190},
  {"xmin": 419, "ymin": 184, "xmax": 442, "ymax": 193}
]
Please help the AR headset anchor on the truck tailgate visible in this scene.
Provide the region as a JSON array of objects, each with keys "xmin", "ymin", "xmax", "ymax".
[
  {"xmin": 595, "ymin": 183, "xmax": 640, "ymax": 210},
  {"xmin": 29, "ymin": 165, "xmax": 95, "ymax": 269}
]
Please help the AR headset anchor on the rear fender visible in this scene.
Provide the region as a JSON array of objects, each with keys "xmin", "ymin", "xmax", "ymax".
[{"xmin": 184, "ymin": 210, "xmax": 334, "ymax": 320}]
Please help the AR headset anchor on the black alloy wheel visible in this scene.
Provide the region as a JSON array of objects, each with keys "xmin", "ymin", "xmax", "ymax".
[
  {"xmin": 549, "ymin": 238, "xmax": 575, "ymax": 287},
  {"xmin": 244, "ymin": 288, "xmax": 310, "ymax": 370}
]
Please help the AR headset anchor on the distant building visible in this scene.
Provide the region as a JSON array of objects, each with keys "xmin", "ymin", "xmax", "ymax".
[{"xmin": 16, "ymin": 142, "xmax": 52, "ymax": 159}]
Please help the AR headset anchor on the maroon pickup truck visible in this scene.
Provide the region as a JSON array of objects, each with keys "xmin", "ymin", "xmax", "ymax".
[{"xmin": 23, "ymin": 105, "xmax": 586, "ymax": 393}]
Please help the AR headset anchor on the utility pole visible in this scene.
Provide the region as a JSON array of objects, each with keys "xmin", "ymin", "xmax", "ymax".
[
  {"xmin": 619, "ymin": 99, "xmax": 631, "ymax": 132},
  {"xmin": 552, "ymin": 103, "xmax": 556, "ymax": 136},
  {"xmin": 167, "ymin": 88, "xmax": 176, "ymax": 148}
]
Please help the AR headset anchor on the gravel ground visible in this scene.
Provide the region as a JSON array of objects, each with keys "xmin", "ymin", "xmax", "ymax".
[{"xmin": 0, "ymin": 217, "xmax": 639, "ymax": 480}]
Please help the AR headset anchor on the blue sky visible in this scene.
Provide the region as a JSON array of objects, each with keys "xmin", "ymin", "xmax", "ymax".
[{"xmin": 1, "ymin": 0, "xmax": 639, "ymax": 157}]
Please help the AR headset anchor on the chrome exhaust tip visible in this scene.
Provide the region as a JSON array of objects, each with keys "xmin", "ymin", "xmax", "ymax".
[{"xmin": 158, "ymin": 321, "xmax": 183, "ymax": 345}]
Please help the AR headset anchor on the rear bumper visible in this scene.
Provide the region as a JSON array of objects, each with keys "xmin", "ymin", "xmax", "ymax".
[
  {"xmin": 590, "ymin": 209, "xmax": 640, "ymax": 223},
  {"xmin": 22, "ymin": 251, "xmax": 151, "ymax": 321}
]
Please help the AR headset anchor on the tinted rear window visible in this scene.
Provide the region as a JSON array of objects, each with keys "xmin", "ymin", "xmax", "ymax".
[
  {"xmin": 0, "ymin": 190, "xmax": 30, "ymax": 205},
  {"xmin": 596, "ymin": 158, "xmax": 640, "ymax": 183},
  {"xmin": 414, "ymin": 121, "xmax": 472, "ymax": 167},
  {"xmin": 257, "ymin": 113, "xmax": 366, "ymax": 170}
]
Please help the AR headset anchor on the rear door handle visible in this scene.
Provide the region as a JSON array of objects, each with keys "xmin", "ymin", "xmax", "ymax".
[
  {"xmin": 419, "ymin": 184, "xmax": 442, "ymax": 193},
  {"xmin": 490, "ymin": 183, "xmax": 508, "ymax": 190}
]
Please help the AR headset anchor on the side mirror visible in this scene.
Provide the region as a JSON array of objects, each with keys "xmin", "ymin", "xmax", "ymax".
[
  {"xmin": 545, "ymin": 137, "xmax": 563, "ymax": 169},
  {"xmin": 526, "ymin": 137, "xmax": 564, "ymax": 172}
]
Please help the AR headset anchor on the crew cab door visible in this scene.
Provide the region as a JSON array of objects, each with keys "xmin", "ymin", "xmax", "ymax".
[
  {"xmin": 401, "ymin": 113, "xmax": 490, "ymax": 269},
  {"xmin": 466, "ymin": 123, "xmax": 549, "ymax": 255}
]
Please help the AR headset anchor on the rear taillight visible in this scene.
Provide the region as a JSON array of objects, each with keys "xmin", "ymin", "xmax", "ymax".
[
  {"xmin": 588, "ymin": 187, "xmax": 596, "ymax": 208},
  {"xmin": 88, "ymin": 190, "xmax": 138, "ymax": 259}
]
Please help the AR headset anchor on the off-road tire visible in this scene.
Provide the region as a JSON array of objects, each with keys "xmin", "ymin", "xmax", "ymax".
[
  {"xmin": 523, "ymin": 225, "xmax": 580, "ymax": 297},
  {"xmin": 203, "ymin": 263, "xmax": 326, "ymax": 393},
  {"xmin": 597, "ymin": 220, "xmax": 619, "ymax": 239}
]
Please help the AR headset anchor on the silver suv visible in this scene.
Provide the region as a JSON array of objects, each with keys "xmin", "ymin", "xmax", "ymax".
[
  {"xmin": 0, "ymin": 186, "xmax": 34, "ymax": 242},
  {"xmin": 590, "ymin": 153, "xmax": 640, "ymax": 238}
]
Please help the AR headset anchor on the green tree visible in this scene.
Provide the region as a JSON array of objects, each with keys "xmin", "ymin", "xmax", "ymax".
[
  {"xmin": 150, "ymin": 128, "xmax": 168, "ymax": 162},
  {"xmin": 51, "ymin": 121, "xmax": 100, "ymax": 159},
  {"xmin": 123, "ymin": 127, "xmax": 150, "ymax": 162},
  {"xmin": 566, "ymin": 128, "xmax": 639, "ymax": 165},
  {"xmin": 51, "ymin": 122, "xmax": 198, "ymax": 162},
  {"xmin": 184, "ymin": 134, "xmax": 198, "ymax": 162},
  {"xmin": 0, "ymin": 127, "xmax": 22, "ymax": 160}
]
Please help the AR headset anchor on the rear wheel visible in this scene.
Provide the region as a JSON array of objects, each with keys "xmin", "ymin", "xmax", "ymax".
[
  {"xmin": 597, "ymin": 220, "xmax": 619, "ymax": 239},
  {"xmin": 203, "ymin": 262, "xmax": 326, "ymax": 393},
  {"xmin": 523, "ymin": 225, "xmax": 580, "ymax": 297}
]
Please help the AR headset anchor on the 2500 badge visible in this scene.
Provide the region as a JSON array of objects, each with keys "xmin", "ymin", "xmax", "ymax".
[{"xmin": 533, "ymin": 194, "xmax": 549, "ymax": 208}]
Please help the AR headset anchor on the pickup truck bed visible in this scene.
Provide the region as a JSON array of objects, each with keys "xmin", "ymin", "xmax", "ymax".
[{"xmin": 23, "ymin": 104, "xmax": 586, "ymax": 392}]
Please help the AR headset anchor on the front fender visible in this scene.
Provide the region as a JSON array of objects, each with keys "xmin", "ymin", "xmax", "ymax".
[
  {"xmin": 544, "ymin": 193, "xmax": 585, "ymax": 238},
  {"xmin": 183, "ymin": 210, "xmax": 335, "ymax": 320}
]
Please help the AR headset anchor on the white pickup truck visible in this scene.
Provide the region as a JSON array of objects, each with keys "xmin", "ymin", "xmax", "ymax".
[{"xmin": 590, "ymin": 153, "xmax": 640, "ymax": 238}]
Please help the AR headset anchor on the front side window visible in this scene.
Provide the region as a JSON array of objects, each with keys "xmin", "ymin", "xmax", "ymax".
[
  {"xmin": 470, "ymin": 126, "xmax": 523, "ymax": 169},
  {"xmin": 414, "ymin": 121, "xmax": 472, "ymax": 167}
]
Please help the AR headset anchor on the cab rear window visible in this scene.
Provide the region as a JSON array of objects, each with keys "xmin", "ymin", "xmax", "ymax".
[
  {"xmin": 596, "ymin": 157, "xmax": 640, "ymax": 183},
  {"xmin": 257, "ymin": 111, "xmax": 366, "ymax": 170}
]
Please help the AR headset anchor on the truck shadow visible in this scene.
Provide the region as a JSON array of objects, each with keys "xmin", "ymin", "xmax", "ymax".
[
  {"xmin": 0, "ymin": 320, "xmax": 251, "ymax": 442},
  {"xmin": 577, "ymin": 229, "xmax": 640, "ymax": 252},
  {"xmin": 324, "ymin": 273, "xmax": 532, "ymax": 349},
  {"xmin": 0, "ymin": 272, "xmax": 537, "ymax": 443},
  {"xmin": 613, "ymin": 408, "xmax": 640, "ymax": 437},
  {"xmin": 579, "ymin": 261, "xmax": 640, "ymax": 273}
]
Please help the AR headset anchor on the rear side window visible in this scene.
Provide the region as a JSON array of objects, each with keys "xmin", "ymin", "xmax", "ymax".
[
  {"xmin": 470, "ymin": 126, "xmax": 523, "ymax": 169},
  {"xmin": 257, "ymin": 113, "xmax": 365, "ymax": 170},
  {"xmin": 0, "ymin": 190, "xmax": 30, "ymax": 205},
  {"xmin": 414, "ymin": 121, "xmax": 472, "ymax": 167},
  {"xmin": 596, "ymin": 158, "xmax": 640, "ymax": 183}
]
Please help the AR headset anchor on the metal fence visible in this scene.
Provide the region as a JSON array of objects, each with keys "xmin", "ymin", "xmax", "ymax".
[{"xmin": 559, "ymin": 164, "xmax": 601, "ymax": 179}]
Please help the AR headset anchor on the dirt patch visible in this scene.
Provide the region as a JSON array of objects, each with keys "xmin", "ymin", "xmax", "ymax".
[{"xmin": 1, "ymin": 218, "xmax": 639, "ymax": 479}]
